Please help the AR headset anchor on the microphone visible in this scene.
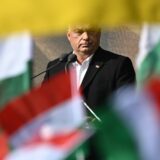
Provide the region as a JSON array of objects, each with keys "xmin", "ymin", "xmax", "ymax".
[
  {"xmin": 65, "ymin": 54, "xmax": 77, "ymax": 73},
  {"xmin": 32, "ymin": 53, "xmax": 68, "ymax": 79},
  {"xmin": 67, "ymin": 54, "xmax": 77, "ymax": 63},
  {"xmin": 59, "ymin": 53, "xmax": 68, "ymax": 62}
]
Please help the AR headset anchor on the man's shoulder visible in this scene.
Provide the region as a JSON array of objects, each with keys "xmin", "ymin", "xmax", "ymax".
[{"xmin": 96, "ymin": 47, "xmax": 131, "ymax": 62}]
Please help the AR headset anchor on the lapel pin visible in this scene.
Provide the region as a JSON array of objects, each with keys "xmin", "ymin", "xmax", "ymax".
[{"xmin": 95, "ymin": 65, "xmax": 100, "ymax": 68}]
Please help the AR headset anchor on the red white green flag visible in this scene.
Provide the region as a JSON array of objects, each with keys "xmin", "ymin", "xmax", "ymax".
[
  {"xmin": 0, "ymin": 71, "xmax": 92, "ymax": 160},
  {"xmin": 136, "ymin": 24, "xmax": 160, "ymax": 87},
  {"xmin": 0, "ymin": 32, "xmax": 32, "ymax": 108},
  {"xmin": 93, "ymin": 81, "xmax": 160, "ymax": 160}
]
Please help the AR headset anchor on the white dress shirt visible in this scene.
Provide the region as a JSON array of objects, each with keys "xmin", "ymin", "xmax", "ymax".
[{"xmin": 72, "ymin": 54, "xmax": 94, "ymax": 89}]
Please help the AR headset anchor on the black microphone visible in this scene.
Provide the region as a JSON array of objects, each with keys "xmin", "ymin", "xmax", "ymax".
[
  {"xmin": 59, "ymin": 53, "xmax": 68, "ymax": 62},
  {"xmin": 32, "ymin": 53, "xmax": 68, "ymax": 79},
  {"xmin": 65, "ymin": 54, "xmax": 77, "ymax": 73}
]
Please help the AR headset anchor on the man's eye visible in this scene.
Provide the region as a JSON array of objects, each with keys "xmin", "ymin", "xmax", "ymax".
[
  {"xmin": 88, "ymin": 30, "xmax": 99, "ymax": 34},
  {"xmin": 74, "ymin": 30, "xmax": 83, "ymax": 34}
]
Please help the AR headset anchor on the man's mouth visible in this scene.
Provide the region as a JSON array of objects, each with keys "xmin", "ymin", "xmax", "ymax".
[{"xmin": 81, "ymin": 43, "xmax": 91, "ymax": 47}]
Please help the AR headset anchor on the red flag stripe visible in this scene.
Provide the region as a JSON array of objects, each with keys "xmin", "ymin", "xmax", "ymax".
[
  {"xmin": 0, "ymin": 132, "xmax": 9, "ymax": 159},
  {"xmin": 146, "ymin": 78, "xmax": 160, "ymax": 115},
  {"xmin": 0, "ymin": 72, "xmax": 75, "ymax": 135}
]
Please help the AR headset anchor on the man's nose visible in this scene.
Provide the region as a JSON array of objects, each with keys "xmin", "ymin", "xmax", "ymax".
[{"xmin": 82, "ymin": 32, "xmax": 89, "ymax": 40}]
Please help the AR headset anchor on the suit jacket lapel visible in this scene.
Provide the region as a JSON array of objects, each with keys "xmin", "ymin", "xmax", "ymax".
[{"xmin": 81, "ymin": 47, "xmax": 104, "ymax": 90}]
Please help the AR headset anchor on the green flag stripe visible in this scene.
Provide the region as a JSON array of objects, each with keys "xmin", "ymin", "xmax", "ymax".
[
  {"xmin": 0, "ymin": 62, "xmax": 32, "ymax": 108},
  {"xmin": 92, "ymin": 106, "xmax": 140, "ymax": 160},
  {"xmin": 137, "ymin": 41, "xmax": 160, "ymax": 86}
]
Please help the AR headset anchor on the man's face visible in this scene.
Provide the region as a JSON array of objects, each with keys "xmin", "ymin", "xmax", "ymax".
[{"xmin": 67, "ymin": 25, "xmax": 101, "ymax": 55}]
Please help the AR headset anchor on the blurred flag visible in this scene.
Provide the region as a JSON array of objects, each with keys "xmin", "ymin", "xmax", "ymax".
[
  {"xmin": 0, "ymin": 71, "xmax": 92, "ymax": 160},
  {"xmin": 0, "ymin": 131, "xmax": 9, "ymax": 159},
  {"xmin": 0, "ymin": 0, "xmax": 160, "ymax": 35},
  {"xmin": 0, "ymin": 32, "xmax": 32, "ymax": 108},
  {"xmin": 146, "ymin": 78, "xmax": 160, "ymax": 116},
  {"xmin": 136, "ymin": 24, "xmax": 160, "ymax": 87},
  {"xmin": 93, "ymin": 82, "xmax": 160, "ymax": 160}
]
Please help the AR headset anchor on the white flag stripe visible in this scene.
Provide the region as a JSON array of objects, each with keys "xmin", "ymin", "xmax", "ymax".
[
  {"xmin": 5, "ymin": 144, "xmax": 77, "ymax": 160},
  {"xmin": 0, "ymin": 32, "xmax": 32, "ymax": 80},
  {"xmin": 10, "ymin": 96, "xmax": 85, "ymax": 148},
  {"xmin": 136, "ymin": 24, "xmax": 160, "ymax": 69},
  {"xmin": 136, "ymin": 24, "xmax": 149, "ymax": 69},
  {"xmin": 4, "ymin": 145, "xmax": 64, "ymax": 160}
]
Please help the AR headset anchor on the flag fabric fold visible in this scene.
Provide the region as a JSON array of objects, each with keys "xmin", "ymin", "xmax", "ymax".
[
  {"xmin": 136, "ymin": 24, "xmax": 160, "ymax": 86},
  {"xmin": 0, "ymin": 32, "xmax": 32, "ymax": 108},
  {"xmin": 0, "ymin": 71, "xmax": 92, "ymax": 160},
  {"xmin": 93, "ymin": 82, "xmax": 160, "ymax": 160},
  {"xmin": 0, "ymin": 0, "xmax": 160, "ymax": 35}
]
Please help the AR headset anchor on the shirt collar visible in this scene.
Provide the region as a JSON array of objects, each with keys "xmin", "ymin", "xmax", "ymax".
[{"xmin": 72, "ymin": 52, "xmax": 94, "ymax": 67}]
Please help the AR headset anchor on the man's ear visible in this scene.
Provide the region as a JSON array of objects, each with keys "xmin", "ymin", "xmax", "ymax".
[{"xmin": 67, "ymin": 32, "xmax": 70, "ymax": 41}]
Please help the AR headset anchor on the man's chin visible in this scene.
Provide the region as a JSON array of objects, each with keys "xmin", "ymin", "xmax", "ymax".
[{"xmin": 80, "ymin": 48, "xmax": 92, "ymax": 53}]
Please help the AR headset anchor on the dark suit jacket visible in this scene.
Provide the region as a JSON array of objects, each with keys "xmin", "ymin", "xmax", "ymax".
[
  {"xmin": 44, "ymin": 47, "xmax": 135, "ymax": 109},
  {"xmin": 44, "ymin": 47, "xmax": 135, "ymax": 160}
]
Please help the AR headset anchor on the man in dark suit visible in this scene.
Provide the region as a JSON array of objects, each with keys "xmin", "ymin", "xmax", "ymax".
[
  {"xmin": 44, "ymin": 25, "xmax": 135, "ymax": 160},
  {"xmin": 44, "ymin": 25, "xmax": 135, "ymax": 110}
]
